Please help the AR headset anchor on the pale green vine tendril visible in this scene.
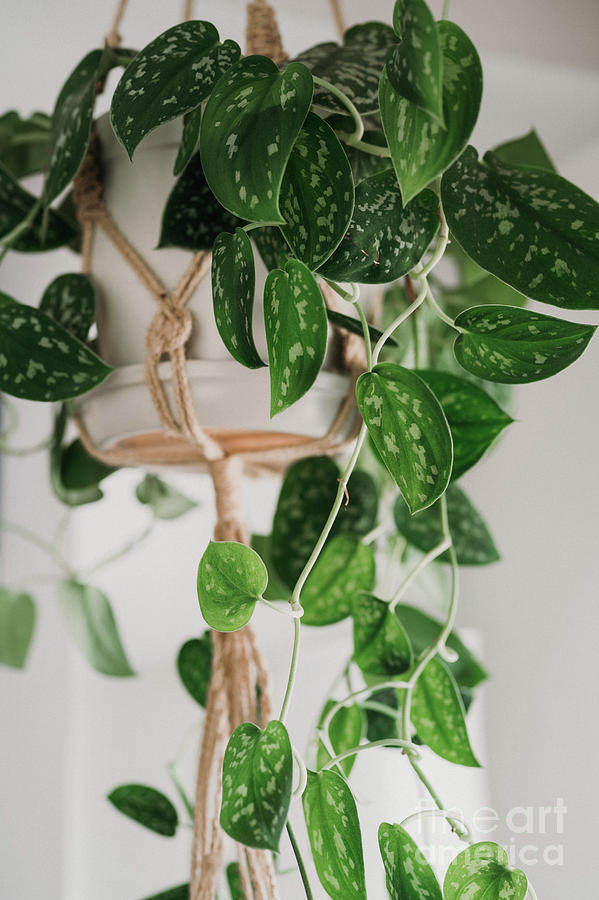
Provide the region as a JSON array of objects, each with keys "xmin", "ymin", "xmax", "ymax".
[
  {"xmin": 319, "ymin": 678, "xmax": 413, "ymax": 740},
  {"xmin": 312, "ymin": 75, "xmax": 364, "ymax": 144},
  {"xmin": 167, "ymin": 760, "xmax": 194, "ymax": 822},
  {"xmin": 81, "ymin": 514, "xmax": 156, "ymax": 576},
  {"xmin": 259, "ymin": 597, "xmax": 304, "ymax": 618},
  {"xmin": 242, "ymin": 221, "xmax": 282, "ymax": 233},
  {"xmin": 0, "ymin": 436, "xmax": 53, "ymax": 456},
  {"xmin": 286, "ymin": 821, "xmax": 315, "ymax": 900},
  {"xmin": 406, "ymin": 754, "xmax": 470, "ymax": 841},
  {"xmin": 442, "ymin": 0, "xmax": 452, "ymax": 20},
  {"xmin": 292, "ymin": 743, "xmax": 308, "ymax": 799},
  {"xmin": 427, "ymin": 282, "xmax": 458, "ymax": 329},
  {"xmin": 322, "ymin": 277, "xmax": 361, "ymax": 304},
  {"xmin": 0, "ymin": 521, "xmax": 73, "ymax": 575},
  {"xmin": 0, "ymin": 197, "xmax": 43, "ymax": 264},
  {"xmin": 388, "ymin": 537, "xmax": 451, "ymax": 613},
  {"xmin": 279, "ymin": 616, "xmax": 302, "ymax": 724},
  {"xmin": 526, "ymin": 883, "xmax": 539, "ymax": 900},
  {"xmin": 399, "ymin": 806, "xmax": 473, "ymax": 843},
  {"xmin": 320, "ymin": 737, "xmax": 422, "ymax": 771},
  {"xmin": 372, "ymin": 278, "xmax": 427, "ymax": 363},
  {"xmin": 420, "ymin": 203, "xmax": 450, "ymax": 277}
]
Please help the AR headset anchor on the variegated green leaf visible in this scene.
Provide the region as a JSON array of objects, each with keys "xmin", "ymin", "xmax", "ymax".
[
  {"xmin": 353, "ymin": 594, "xmax": 412, "ymax": 676},
  {"xmin": 379, "ymin": 822, "xmax": 442, "ymax": 900},
  {"xmin": 174, "ymin": 106, "xmax": 203, "ymax": 175},
  {"xmin": 411, "ymin": 656, "xmax": 479, "ymax": 766},
  {"xmin": 212, "ymin": 228, "xmax": 263, "ymax": 369},
  {"xmin": 346, "ymin": 131, "xmax": 393, "ymax": 183},
  {"xmin": 176, "ymin": 634, "xmax": 212, "ymax": 708},
  {"xmin": 319, "ymin": 171, "xmax": 438, "ymax": 283},
  {"xmin": 443, "ymin": 146, "xmax": 599, "ymax": 309},
  {"xmin": 0, "ymin": 589, "xmax": 36, "ymax": 669},
  {"xmin": 356, "ymin": 363, "xmax": 453, "ymax": 513},
  {"xmin": 302, "ymin": 769, "xmax": 367, "ymax": 900},
  {"xmin": 454, "ymin": 304, "xmax": 596, "ymax": 383},
  {"xmin": 39, "ymin": 273, "xmax": 95, "ymax": 342},
  {"xmin": 492, "ymin": 128, "xmax": 555, "ymax": 172},
  {"xmin": 293, "ymin": 22, "xmax": 397, "ymax": 116},
  {"xmin": 197, "ymin": 541, "xmax": 267, "ymax": 632},
  {"xmin": 220, "ymin": 720, "xmax": 292, "ymax": 851},
  {"xmin": 107, "ymin": 784, "xmax": 178, "ymax": 836},
  {"xmin": 316, "ymin": 701, "xmax": 364, "ymax": 777},
  {"xmin": 444, "ymin": 842, "xmax": 528, "ymax": 900},
  {"xmin": 0, "ymin": 110, "xmax": 51, "ymax": 179},
  {"xmin": 111, "ymin": 22, "xmax": 240, "ymax": 158},
  {"xmin": 0, "ymin": 291, "xmax": 112, "ymax": 402},
  {"xmin": 135, "ymin": 473, "xmax": 196, "ymax": 519},
  {"xmin": 200, "ymin": 56, "xmax": 313, "ymax": 223},
  {"xmin": 380, "ymin": 21, "xmax": 482, "ymax": 204},
  {"xmin": 280, "ymin": 111, "xmax": 354, "ymax": 269},
  {"xmin": 0, "ymin": 162, "xmax": 76, "ymax": 251},
  {"xmin": 387, "ymin": 0, "xmax": 443, "ymax": 122},
  {"xmin": 252, "ymin": 225, "xmax": 293, "ymax": 271},
  {"xmin": 59, "ymin": 580, "xmax": 134, "ymax": 676},
  {"xmin": 302, "ymin": 534, "xmax": 376, "ymax": 626},
  {"xmin": 264, "ymin": 259, "xmax": 327, "ymax": 416}
]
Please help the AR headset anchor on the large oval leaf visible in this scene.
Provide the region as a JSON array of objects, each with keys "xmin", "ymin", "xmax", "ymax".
[
  {"xmin": 220, "ymin": 720, "xmax": 292, "ymax": 851},
  {"xmin": 387, "ymin": 0, "xmax": 443, "ymax": 122},
  {"xmin": 453, "ymin": 304, "xmax": 596, "ymax": 383},
  {"xmin": 279, "ymin": 111, "xmax": 354, "ymax": 270},
  {"xmin": 176, "ymin": 635, "xmax": 212, "ymax": 707},
  {"xmin": 356, "ymin": 363, "xmax": 452, "ymax": 513},
  {"xmin": 319, "ymin": 171, "xmax": 438, "ymax": 284},
  {"xmin": 200, "ymin": 56, "xmax": 313, "ymax": 223},
  {"xmin": 0, "ymin": 589, "xmax": 36, "ymax": 669},
  {"xmin": 444, "ymin": 842, "xmax": 528, "ymax": 900},
  {"xmin": 197, "ymin": 541, "xmax": 267, "ymax": 632},
  {"xmin": 302, "ymin": 769, "xmax": 367, "ymax": 900},
  {"xmin": 442, "ymin": 145, "xmax": 599, "ymax": 310},
  {"xmin": 0, "ymin": 163, "xmax": 76, "ymax": 252},
  {"xmin": 107, "ymin": 784, "xmax": 178, "ymax": 836},
  {"xmin": 379, "ymin": 822, "xmax": 442, "ymax": 900},
  {"xmin": 316, "ymin": 701, "xmax": 364, "ymax": 777},
  {"xmin": 59, "ymin": 580, "xmax": 134, "ymax": 676},
  {"xmin": 353, "ymin": 594, "xmax": 413, "ymax": 676},
  {"xmin": 212, "ymin": 228, "xmax": 264, "ymax": 369},
  {"xmin": 302, "ymin": 534, "xmax": 376, "ymax": 626},
  {"xmin": 39, "ymin": 273, "xmax": 96, "ymax": 342},
  {"xmin": 111, "ymin": 22, "xmax": 240, "ymax": 158},
  {"xmin": 264, "ymin": 259, "xmax": 327, "ymax": 416},
  {"xmin": 380, "ymin": 21, "xmax": 482, "ymax": 205}
]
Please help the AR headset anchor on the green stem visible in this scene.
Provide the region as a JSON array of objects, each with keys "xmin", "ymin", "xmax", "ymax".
[
  {"xmin": 372, "ymin": 277, "xmax": 427, "ymax": 363},
  {"xmin": 351, "ymin": 298, "xmax": 373, "ymax": 370},
  {"xmin": 320, "ymin": 679, "xmax": 412, "ymax": 737},
  {"xmin": 341, "ymin": 136, "xmax": 391, "ymax": 158},
  {"xmin": 322, "ymin": 277, "xmax": 360, "ymax": 303},
  {"xmin": 388, "ymin": 537, "xmax": 451, "ymax": 612},
  {"xmin": 321, "ymin": 737, "xmax": 420, "ymax": 771},
  {"xmin": 0, "ymin": 521, "xmax": 72, "ymax": 574},
  {"xmin": 279, "ymin": 616, "xmax": 301, "ymax": 723},
  {"xmin": 0, "ymin": 198, "xmax": 42, "ymax": 261},
  {"xmin": 286, "ymin": 821, "xmax": 314, "ymax": 900},
  {"xmin": 82, "ymin": 516, "xmax": 155, "ymax": 575},
  {"xmin": 442, "ymin": 0, "xmax": 451, "ymax": 19},
  {"xmin": 243, "ymin": 221, "xmax": 282, "ymax": 233},
  {"xmin": 168, "ymin": 760, "xmax": 194, "ymax": 823},
  {"xmin": 426, "ymin": 283, "xmax": 458, "ymax": 329},
  {"xmin": 312, "ymin": 76, "xmax": 364, "ymax": 144},
  {"xmin": 407, "ymin": 755, "xmax": 470, "ymax": 841}
]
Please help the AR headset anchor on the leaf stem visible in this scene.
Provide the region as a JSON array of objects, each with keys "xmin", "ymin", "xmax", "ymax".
[
  {"xmin": 442, "ymin": 0, "xmax": 452, "ymax": 19},
  {"xmin": 372, "ymin": 278, "xmax": 427, "ymax": 364},
  {"xmin": 321, "ymin": 737, "xmax": 421, "ymax": 771},
  {"xmin": 167, "ymin": 760, "xmax": 194, "ymax": 823},
  {"xmin": 388, "ymin": 537, "xmax": 451, "ymax": 612},
  {"xmin": 399, "ymin": 806, "xmax": 472, "ymax": 842},
  {"xmin": 312, "ymin": 76, "xmax": 364, "ymax": 144},
  {"xmin": 320, "ymin": 679, "xmax": 412, "ymax": 738},
  {"xmin": 286, "ymin": 821, "xmax": 314, "ymax": 900},
  {"xmin": 279, "ymin": 616, "xmax": 301, "ymax": 723},
  {"xmin": 81, "ymin": 515, "xmax": 155, "ymax": 576},
  {"xmin": 0, "ymin": 197, "xmax": 43, "ymax": 261},
  {"xmin": 243, "ymin": 221, "xmax": 282, "ymax": 233},
  {"xmin": 426, "ymin": 283, "xmax": 458, "ymax": 329},
  {"xmin": 0, "ymin": 521, "xmax": 72, "ymax": 574}
]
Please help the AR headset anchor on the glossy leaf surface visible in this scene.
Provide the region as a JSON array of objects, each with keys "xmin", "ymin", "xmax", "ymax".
[
  {"xmin": 197, "ymin": 541, "xmax": 267, "ymax": 632},
  {"xmin": 316, "ymin": 701, "xmax": 364, "ymax": 777},
  {"xmin": 492, "ymin": 129, "xmax": 555, "ymax": 172},
  {"xmin": 387, "ymin": 0, "xmax": 443, "ymax": 121},
  {"xmin": 107, "ymin": 784, "xmax": 178, "ymax": 836},
  {"xmin": 379, "ymin": 822, "xmax": 442, "ymax": 900},
  {"xmin": 39, "ymin": 273, "xmax": 96, "ymax": 342},
  {"xmin": 302, "ymin": 535, "xmax": 376, "ymax": 626},
  {"xmin": 444, "ymin": 842, "xmax": 528, "ymax": 900},
  {"xmin": 212, "ymin": 228, "xmax": 263, "ymax": 369},
  {"xmin": 176, "ymin": 634, "xmax": 212, "ymax": 707},
  {"xmin": 174, "ymin": 106, "xmax": 203, "ymax": 175},
  {"xmin": 353, "ymin": 594, "xmax": 413, "ymax": 676},
  {"xmin": 0, "ymin": 163, "xmax": 76, "ymax": 251}
]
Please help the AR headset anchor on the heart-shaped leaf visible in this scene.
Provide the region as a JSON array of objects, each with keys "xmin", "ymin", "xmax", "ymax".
[
  {"xmin": 319, "ymin": 171, "xmax": 438, "ymax": 283},
  {"xmin": 379, "ymin": 822, "xmax": 442, "ymax": 900},
  {"xmin": 135, "ymin": 473, "xmax": 196, "ymax": 519},
  {"xmin": 264, "ymin": 259, "xmax": 327, "ymax": 416},
  {"xmin": 356, "ymin": 362, "xmax": 453, "ymax": 513},
  {"xmin": 220, "ymin": 720, "xmax": 292, "ymax": 851},
  {"xmin": 107, "ymin": 784, "xmax": 178, "ymax": 836},
  {"xmin": 111, "ymin": 22, "xmax": 240, "ymax": 158},
  {"xmin": 50, "ymin": 406, "xmax": 115, "ymax": 507},
  {"xmin": 316, "ymin": 701, "xmax": 364, "ymax": 777},
  {"xmin": 279, "ymin": 111, "xmax": 354, "ymax": 269},
  {"xmin": 200, "ymin": 56, "xmax": 313, "ymax": 223},
  {"xmin": 492, "ymin": 129, "xmax": 555, "ymax": 172},
  {"xmin": 0, "ymin": 291, "xmax": 112, "ymax": 402},
  {"xmin": 176, "ymin": 634, "xmax": 212, "ymax": 707},
  {"xmin": 380, "ymin": 21, "xmax": 482, "ymax": 204},
  {"xmin": 444, "ymin": 842, "xmax": 528, "ymax": 900},
  {"xmin": 453, "ymin": 304, "xmax": 596, "ymax": 383},
  {"xmin": 212, "ymin": 228, "xmax": 264, "ymax": 369},
  {"xmin": 442, "ymin": 145, "xmax": 599, "ymax": 309},
  {"xmin": 0, "ymin": 589, "xmax": 36, "ymax": 669},
  {"xmin": 59, "ymin": 580, "xmax": 134, "ymax": 676},
  {"xmin": 387, "ymin": 0, "xmax": 443, "ymax": 122},
  {"xmin": 197, "ymin": 541, "xmax": 267, "ymax": 632},
  {"xmin": 174, "ymin": 106, "xmax": 203, "ymax": 175},
  {"xmin": 353, "ymin": 594, "xmax": 413, "ymax": 676},
  {"xmin": 302, "ymin": 769, "xmax": 367, "ymax": 900},
  {"xmin": 0, "ymin": 163, "xmax": 76, "ymax": 251},
  {"xmin": 302, "ymin": 534, "xmax": 376, "ymax": 626},
  {"xmin": 39, "ymin": 273, "xmax": 96, "ymax": 342},
  {"xmin": 411, "ymin": 656, "xmax": 479, "ymax": 766}
]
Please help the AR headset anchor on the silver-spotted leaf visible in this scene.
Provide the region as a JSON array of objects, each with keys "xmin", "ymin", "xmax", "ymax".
[
  {"xmin": 0, "ymin": 162, "xmax": 76, "ymax": 251},
  {"xmin": 319, "ymin": 171, "xmax": 438, "ymax": 284},
  {"xmin": 380, "ymin": 21, "xmax": 482, "ymax": 204},
  {"xmin": 39, "ymin": 273, "xmax": 95, "ymax": 342},
  {"xmin": 0, "ymin": 589, "xmax": 36, "ymax": 669},
  {"xmin": 280, "ymin": 111, "xmax": 354, "ymax": 269},
  {"xmin": 174, "ymin": 106, "xmax": 203, "ymax": 175},
  {"xmin": 444, "ymin": 842, "xmax": 528, "ymax": 900},
  {"xmin": 442, "ymin": 145, "xmax": 599, "ymax": 309},
  {"xmin": 108, "ymin": 784, "xmax": 178, "ymax": 836},
  {"xmin": 317, "ymin": 701, "xmax": 364, "ymax": 777},
  {"xmin": 356, "ymin": 363, "xmax": 453, "ymax": 513},
  {"xmin": 302, "ymin": 769, "xmax": 367, "ymax": 900},
  {"xmin": 0, "ymin": 291, "xmax": 112, "ymax": 402},
  {"xmin": 411, "ymin": 656, "xmax": 479, "ymax": 766},
  {"xmin": 453, "ymin": 304, "xmax": 596, "ymax": 383},
  {"xmin": 176, "ymin": 635, "xmax": 212, "ymax": 707},
  {"xmin": 264, "ymin": 259, "xmax": 327, "ymax": 416},
  {"xmin": 59, "ymin": 580, "xmax": 134, "ymax": 676},
  {"xmin": 220, "ymin": 720, "xmax": 292, "ymax": 851},
  {"xmin": 379, "ymin": 822, "xmax": 442, "ymax": 900},
  {"xmin": 387, "ymin": 0, "xmax": 443, "ymax": 122},
  {"xmin": 353, "ymin": 594, "xmax": 413, "ymax": 676},
  {"xmin": 111, "ymin": 22, "xmax": 240, "ymax": 158},
  {"xmin": 200, "ymin": 56, "xmax": 313, "ymax": 223},
  {"xmin": 302, "ymin": 534, "xmax": 376, "ymax": 626},
  {"xmin": 136, "ymin": 473, "xmax": 196, "ymax": 519},
  {"xmin": 212, "ymin": 228, "xmax": 264, "ymax": 369},
  {"xmin": 492, "ymin": 129, "xmax": 555, "ymax": 172},
  {"xmin": 197, "ymin": 541, "xmax": 267, "ymax": 632}
]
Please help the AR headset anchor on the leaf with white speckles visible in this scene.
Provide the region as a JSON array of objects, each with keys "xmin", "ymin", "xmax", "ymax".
[
  {"xmin": 212, "ymin": 228, "xmax": 264, "ymax": 369},
  {"xmin": 353, "ymin": 594, "xmax": 413, "ymax": 677},
  {"xmin": 0, "ymin": 588, "xmax": 36, "ymax": 669},
  {"xmin": 492, "ymin": 128, "xmax": 555, "ymax": 172},
  {"xmin": 411, "ymin": 656, "xmax": 479, "ymax": 766},
  {"xmin": 173, "ymin": 106, "xmax": 203, "ymax": 175},
  {"xmin": 264, "ymin": 259, "xmax": 327, "ymax": 416},
  {"xmin": 107, "ymin": 784, "xmax": 178, "ymax": 836},
  {"xmin": 0, "ymin": 162, "xmax": 76, "ymax": 251},
  {"xmin": 197, "ymin": 541, "xmax": 267, "ymax": 632},
  {"xmin": 379, "ymin": 822, "xmax": 442, "ymax": 900},
  {"xmin": 444, "ymin": 842, "xmax": 528, "ymax": 899},
  {"xmin": 386, "ymin": 0, "xmax": 443, "ymax": 122},
  {"xmin": 220, "ymin": 720, "xmax": 292, "ymax": 852},
  {"xmin": 59, "ymin": 580, "xmax": 134, "ymax": 676},
  {"xmin": 454, "ymin": 304, "xmax": 596, "ymax": 383},
  {"xmin": 416, "ymin": 370, "xmax": 513, "ymax": 479},
  {"xmin": 302, "ymin": 769, "xmax": 366, "ymax": 900},
  {"xmin": 39, "ymin": 273, "xmax": 96, "ymax": 342},
  {"xmin": 318, "ymin": 171, "xmax": 438, "ymax": 284},
  {"xmin": 380, "ymin": 21, "xmax": 482, "ymax": 204},
  {"xmin": 316, "ymin": 701, "xmax": 364, "ymax": 777},
  {"xmin": 302, "ymin": 535, "xmax": 376, "ymax": 626},
  {"xmin": 293, "ymin": 22, "xmax": 397, "ymax": 116},
  {"xmin": 201, "ymin": 56, "xmax": 313, "ymax": 223},
  {"xmin": 111, "ymin": 22, "xmax": 240, "ymax": 158},
  {"xmin": 357, "ymin": 363, "xmax": 452, "ymax": 513},
  {"xmin": 443, "ymin": 145, "xmax": 599, "ymax": 309},
  {"xmin": 0, "ymin": 291, "xmax": 112, "ymax": 402},
  {"xmin": 280, "ymin": 111, "xmax": 354, "ymax": 269}
]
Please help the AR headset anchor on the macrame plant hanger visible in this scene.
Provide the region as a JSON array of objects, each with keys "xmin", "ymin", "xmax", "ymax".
[{"xmin": 73, "ymin": 1, "xmax": 357, "ymax": 897}]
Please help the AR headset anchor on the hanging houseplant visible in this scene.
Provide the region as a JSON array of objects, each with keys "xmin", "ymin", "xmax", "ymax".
[{"xmin": 1, "ymin": 0, "xmax": 598, "ymax": 897}]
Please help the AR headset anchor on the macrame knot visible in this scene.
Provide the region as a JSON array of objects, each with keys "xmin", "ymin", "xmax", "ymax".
[
  {"xmin": 146, "ymin": 304, "xmax": 192, "ymax": 360},
  {"xmin": 73, "ymin": 132, "xmax": 104, "ymax": 224},
  {"xmin": 245, "ymin": 0, "xmax": 288, "ymax": 64}
]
